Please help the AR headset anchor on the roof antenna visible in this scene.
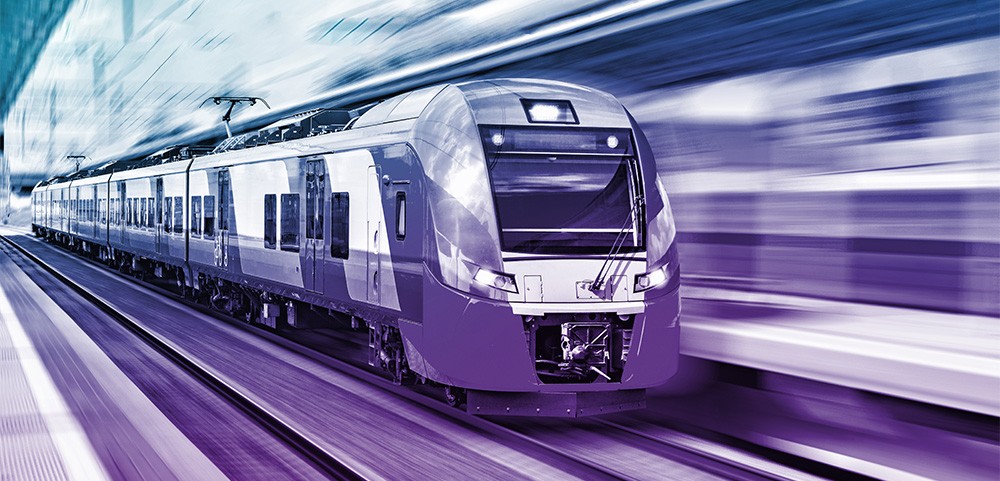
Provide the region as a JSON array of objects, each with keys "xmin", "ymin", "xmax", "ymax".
[
  {"xmin": 200, "ymin": 96, "xmax": 271, "ymax": 138},
  {"xmin": 66, "ymin": 155, "xmax": 88, "ymax": 173}
]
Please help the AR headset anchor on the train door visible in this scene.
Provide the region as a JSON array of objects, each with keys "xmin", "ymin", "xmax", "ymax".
[
  {"xmin": 155, "ymin": 178, "xmax": 164, "ymax": 254},
  {"xmin": 215, "ymin": 170, "xmax": 230, "ymax": 269},
  {"xmin": 118, "ymin": 181, "xmax": 127, "ymax": 245},
  {"xmin": 59, "ymin": 189, "xmax": 66, "ymax": 232},
  {"xmin": 304, "ymin": 159, "xmax": 326, "ymax": 293},
  {"xmin": 92, "ymin": 185, "xmax": 98, "ymax": 239},
  {"xmin": 366, "ymin": 165, "xmax": 381, "ymax": 304},
  {"xmin": 72, "ymin": 187, "xmax": 79, "ymax": 234}
]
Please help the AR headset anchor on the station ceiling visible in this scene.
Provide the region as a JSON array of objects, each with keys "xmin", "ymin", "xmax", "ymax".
[{"xmin": 0, "ymin": 0, "xmax": 74, "ymax": 124}]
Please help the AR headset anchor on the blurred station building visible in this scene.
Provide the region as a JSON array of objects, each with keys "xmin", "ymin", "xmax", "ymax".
[{"xmin": 4, "ymin": 0, "xmax": 997, "ymax": 315}]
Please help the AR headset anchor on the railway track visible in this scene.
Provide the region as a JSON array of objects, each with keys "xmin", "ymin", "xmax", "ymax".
[
  {"xmin": 3, "ymin": 231, "xmax": 831, "ymax": 481},
  {"xmin": 0, "ymin": 234, "xmax": 369, "ymax": 481}
]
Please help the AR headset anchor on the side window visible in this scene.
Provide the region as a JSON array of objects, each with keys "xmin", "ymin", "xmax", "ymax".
[
  {"xmin": 395, "ymin": 192, "xmax": 406, "ymax": 240},
  {"xmin": 203, "ymin": 195, "xmax": 215, "ymax": 238},
  {"xmin": 316, "ymin": 171, "xmax": 324, "ymax": 240},
  {"xmin": 218, "ymin": 171, "xmax": 230, "ymax": 231},
  {"xmin": 191, "ymin": 196, "xmax": 202, "ymax": 237},
  {"xmin": 147, "ymin": 197, "xmax": 154, "ymax": 227},
  {"xmin": 155, "ymin": 178, "xmax": 164, "ymax": 226},
  {"xmin": 305, "ymin": 164, "xmax": 324, "ymax": 240},
  {"xmin": 264, "ymin": 194, "xmax": 276, "ymax": 249},
  {"xmin": 173, "ymin": 197, "xmax": 183, "ymax": 234},
  {"xmin": 280, "ymin": 193, "xmax": 300, "ymax": 252},
  {"xmin": 140, "ymin": 199, "xmax": 147, "ymax": 229},
  {"xmin": 118, "ymin": 182, "xmax": 126, "ymax": 226},
  {"xmin": 331, "ymin": 192, "xmax": 349, "ymax": 259},
  {"xmin": 305, "ymin": 170, "xmax": 315, "ymax": 240},
  {"xmin": 163, "ymin": 198, "xmax": 172, "ymax": 233}
]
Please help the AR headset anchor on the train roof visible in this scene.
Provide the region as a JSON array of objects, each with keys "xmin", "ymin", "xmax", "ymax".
[
  {"xmin": 454, "ymin": 78, "xmax": 627, "ymax": 127},
  {"xmin": 37, "ymin": 78, "xmax": 625, "ymax": 187}
]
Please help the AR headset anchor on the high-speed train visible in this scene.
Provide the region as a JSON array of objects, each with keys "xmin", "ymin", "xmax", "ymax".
[{"xmin": 31, "ymin": 79, "xmax": 681, "ymax": 416}]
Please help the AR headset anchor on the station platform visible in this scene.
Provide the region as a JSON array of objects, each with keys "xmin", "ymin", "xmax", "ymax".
[
  {"xmin": 0, "ymin": 243, "xmax": 228, "ymax": 481},
  {"xmin": 678, "ymin": 284, "xmax": 1000, "ymax": 416}
]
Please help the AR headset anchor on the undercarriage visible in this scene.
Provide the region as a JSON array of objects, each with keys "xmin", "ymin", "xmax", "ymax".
[{"xmin": 525, "ymin": 312, "xmax": 633, "ymax": 384}]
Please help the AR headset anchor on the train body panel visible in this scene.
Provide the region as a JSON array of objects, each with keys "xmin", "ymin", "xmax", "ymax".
[
  {"xmin": 30, "ymin": 78, "xmax": 681, "ymax": 416},
  {"xmin": 68, "ymin": 174, "xmax": 109, "ymax": 247}
]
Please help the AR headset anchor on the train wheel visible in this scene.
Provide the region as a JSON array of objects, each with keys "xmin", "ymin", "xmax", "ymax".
[{"xmin": 444, "ymin": 386, "xmax": 466, "ymax": 408}]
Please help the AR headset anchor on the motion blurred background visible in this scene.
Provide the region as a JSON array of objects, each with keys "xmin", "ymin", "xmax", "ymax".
[{"xmin": 1, "ymin": 0, "xmax": 997, "ymax": 318}]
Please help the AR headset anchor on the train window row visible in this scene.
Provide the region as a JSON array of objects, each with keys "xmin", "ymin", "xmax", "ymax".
[
  {"xmin": 185, "ymin": 195, "xmax": 217, "ymax": 238},
  {"xmin": 45, "ymin": 188, "xmax": 378, "ymax": 264},
  {"xmin": 161, "ymin": 197, "xmax": 184, "ymax": 234},
  {"xmin": 70, "ymin": 198, "xmax": 99, "ymax": 223},
  {"xmin": 116, "ymin": 197, "xmax": 156, "ymax": 228},
  {"xmin": 261, "ymin": 192, "xmax": 351, "ymax": 258}
]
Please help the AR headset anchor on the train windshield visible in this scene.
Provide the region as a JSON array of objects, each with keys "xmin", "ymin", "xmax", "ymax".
[{"xmin": 482, "ymin": 127, "xmax": 644, "ymax": 255}]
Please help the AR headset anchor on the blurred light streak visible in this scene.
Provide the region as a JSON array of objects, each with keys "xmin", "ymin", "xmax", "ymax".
[{"xmin": 3, "ymin": 0, "xmax": 998, "ymax": 315}]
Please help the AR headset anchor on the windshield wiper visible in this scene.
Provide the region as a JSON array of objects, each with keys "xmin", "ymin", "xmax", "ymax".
[{"xmin": 589, "ymin": 194, "xmax": 644, "ymax": 293}]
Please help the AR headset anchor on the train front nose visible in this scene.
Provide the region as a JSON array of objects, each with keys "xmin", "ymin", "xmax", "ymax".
[
  {"xmin": 415, "ymin": 268, "xmax": 680, "ymax": 416},
  {"xmin": 416, "ymin": 265, "xmax": 680, "ymax": 392},
  {"xmin": 409, "ymin": 81, "xmax": 681, "ymax": 415},
  {"xmin": 499, "ymin": 255, "xmax": 678, "ymax": 385}
]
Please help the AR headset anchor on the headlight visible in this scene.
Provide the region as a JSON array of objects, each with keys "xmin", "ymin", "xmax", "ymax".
[
  {"xmin": 473, "ymin": 267, "xmax": 518, "ymax": 294},
  {"xmin": 634, "ymin": 265, "xmax": 669, "ymax": 292},
  {"xmin": 520, "ymin": 99, "xmax": 578, "ymax": 124}
]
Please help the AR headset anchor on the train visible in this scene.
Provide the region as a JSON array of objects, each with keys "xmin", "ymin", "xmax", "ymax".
[{"xmin": 30, "ymin": 78, "xmax": 681, "ymax": 416}]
